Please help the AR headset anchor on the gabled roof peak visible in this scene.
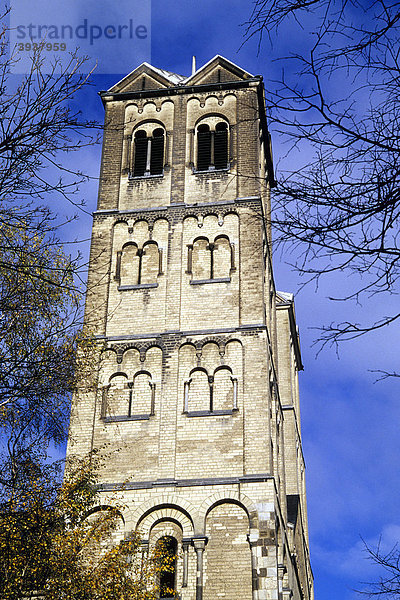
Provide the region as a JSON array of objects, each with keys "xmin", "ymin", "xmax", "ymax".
[
  {"xmin": 107, "ymin": 56, "xmax": 254, "ymax": 94},
  {"xmin": 185, "ymin": 55, "xmax": 254, "ymax": 83},
  {"xmin": 108, "ymin": 62, "xmax": 186, "ymax": 93}
]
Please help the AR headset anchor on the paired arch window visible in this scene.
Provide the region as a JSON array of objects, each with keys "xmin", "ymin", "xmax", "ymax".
[
  {"xmin": 116, "ymin": 241, "xmax": 163, "ymax": 289},
  {"xmin": 196, "ymin": 118, "xmax": 229, "ymax": 172},
  {"xmin": 183, "ymin": 366, "xmax": 238, "ymax": 415},
  {"xmin": 187, "ymin": 235, "xmax": 235, "ymax": 282},
  {"xmin": 102, "ymin": 370, "xmax": 155, "ymax": 421},
  {"xmin": 132, "ymin": 125, "xmax": 165, "ymax": 177}
]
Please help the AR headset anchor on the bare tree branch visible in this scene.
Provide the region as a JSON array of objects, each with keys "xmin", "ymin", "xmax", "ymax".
[{"xmin": 246, "ymin": 0, "xmax": 400, "ymax": 363}]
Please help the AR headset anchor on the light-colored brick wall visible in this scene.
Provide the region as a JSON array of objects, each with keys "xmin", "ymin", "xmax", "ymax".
[{"xmin": 204, "ymin": 503, "xmax": 253, "ymax": 600}]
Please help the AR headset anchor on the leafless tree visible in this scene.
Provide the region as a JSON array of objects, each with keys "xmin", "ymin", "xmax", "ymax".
[
  {"xmin": 245, "ymin": 0, "xmax": 400, "ymax": 360},
  {"xmin": 0, "ymin": 9, "xmax": 99, "ymax": 490},
  {"xmin": 357, "ymin": 541, "xmax": 400, "ymax": 598}
]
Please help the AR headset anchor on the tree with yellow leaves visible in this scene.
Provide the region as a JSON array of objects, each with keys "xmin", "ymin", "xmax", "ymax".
[{"xmin": 0, "ymin": 453, "xmax": 175, "ymax": 600}]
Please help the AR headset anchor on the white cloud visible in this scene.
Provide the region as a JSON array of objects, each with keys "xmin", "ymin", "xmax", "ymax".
[{"xmin": 314, "ymin": 523, "xmax": 400, "ymax": 582}]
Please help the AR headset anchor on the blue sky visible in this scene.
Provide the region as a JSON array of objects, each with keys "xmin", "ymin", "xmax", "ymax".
[{"xmin": 21, "ymin": 1, "xmax": 399, "ymax": 598}]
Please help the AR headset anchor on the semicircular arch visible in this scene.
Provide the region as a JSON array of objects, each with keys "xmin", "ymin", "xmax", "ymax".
[
  {"xmin": 134, "ymin": 503, "xmax": 195, "ymax": 538},
  {"xmin": 130, "ymin": 495, "xmax": 198, "ymax": 531},
  {"xmin": 139, "ymin": 509, "xmax": 192, "ymax": 538},
  {"xmin": 199, "ymin": 492, "xmax": 259, "ymax": 530},
  {"xmin": 194, "ymin": 113, "xmax": 229, "ymax": 129}
]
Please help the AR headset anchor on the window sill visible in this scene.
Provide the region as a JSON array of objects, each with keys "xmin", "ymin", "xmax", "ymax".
[
  {"xmin": 192, "ymin": 166, "xmax": 230, "ymax": 175},
  {"xmin": 118, "ymin": 283, "xmax": 158, "ymax": 291},
  {"xmin": 184, "ymin": 409, "xmax": 238, "ymax": 417},
  {"xmin": 102, "ymin": 414, "xmax": 152, "ymax": 422},
  {"xmin": 190, "ymin": 278, "xmax": 230, "ymax": 285},
  {"xmin": 128, "ymin": 172, "xmax": 164, "ymax": 180}
]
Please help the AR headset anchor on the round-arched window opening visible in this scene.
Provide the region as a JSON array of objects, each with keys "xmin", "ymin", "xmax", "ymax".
[
  {"xmin": 150, "ymin": 128, "xmax": 165, "ymax": 175},
  {"xmin": 158, "ymin": 536, "xmax": 178, "ymax": 598}
]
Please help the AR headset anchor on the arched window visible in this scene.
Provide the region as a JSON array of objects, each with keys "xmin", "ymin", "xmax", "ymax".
[
  {"xmin": 187, "ymin": 368, "xmax": 210, "ymax": 412},
  {"xmin": 184, "ymin": 364, "xmax": 238, "ymax": 415},
  {"xmin": 102, "ymin": 371, "xmax": 156, "ymax": 421},
  {"xmin": 213, "ymin": 236, "xmax": 232, "ymax": 279},
  {"xmin": 195, "ymin": 118, "xmax": 229, "ymax": 172},
  {"xmin": 189, "ymin": 235, "xmax": 233, "ymax": 281},
  {"xmin": 213, "ymin": 367, "xmax": 236, "ymax": 411},
  {"xmin": 158, "ymin": 536, "xmax": 177, "ymax": 599},
  {"xmin": 133, "ymin": 125, "xmax": 165, "ymax": 177},
  {"xmin": 104, "ymin": 373, "xmax": 129, "ymax": 417},
  {"xmin": 197, "ymin": 124, "xmax": 211, "ymax": 172},
  {"xmin": 120, "ymin": 242, "xmax": 140, "ymax": 286},
  {"xmin": 191, "ymin": 237, "xmax": 211, "ymax": 280},
  {"xmin": 151, "ymin": 128, "xmax": 165, "ymax": 175},
  {"xmin": 133, "ymin": 130, "xmax": 148, "ymax": 177},
  {"xmin": 141, "ymin": 241, "xmax": 160, "ymax": 284},
  {"xmin": 132, "ymin": 371, "xmax": 155, "ymax": 415}
]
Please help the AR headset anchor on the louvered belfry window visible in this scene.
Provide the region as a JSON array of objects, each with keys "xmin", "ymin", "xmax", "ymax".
[
  {"xmin": 196, "ymin": 120, "xmax": 229, "ymax": 171},
  {"xmin": 133, "ymin": 126, "xmax": 164, "ymax": 177},
  {"xmin": 150, "ymin": 128, "xmax": 164, "ymax": 175},
  {"xmin": 133, "ymin": 130, "xmax": 148, "ymax": 176},
  {"xmin": 214, "ymin": 122, "xmax": 228, "ymax": 169},
  {"xmin": 197, "ymin": 124, "xmax": 212, "ymax": 171}
]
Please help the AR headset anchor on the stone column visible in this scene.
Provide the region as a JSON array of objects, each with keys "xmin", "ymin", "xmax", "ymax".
[
  {"xmin": 182, "ymin": 538, "xmax": 191, "ymax": 588},
  {"xmin": 140, "ymin": 539, "xmax": 149, "ymax": 560},
  {"xmin": 192, "ymin": 536, "xmax": 208, "ymax": 600}
]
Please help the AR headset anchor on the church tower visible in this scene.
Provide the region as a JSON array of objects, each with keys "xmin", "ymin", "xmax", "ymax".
[{"xmin": 67, "ymin": 56, "xmax": 314, "ymax": 600}]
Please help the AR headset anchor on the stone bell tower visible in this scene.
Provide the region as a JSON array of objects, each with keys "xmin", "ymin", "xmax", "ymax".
[{"xmin": 67, "ymin": 56, "xmax": 314, "ymax": 600}]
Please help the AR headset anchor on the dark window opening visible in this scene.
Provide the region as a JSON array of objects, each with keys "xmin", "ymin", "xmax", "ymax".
[
  {"xmin": 197, "ymin": 124, "xmax": 211, "ymax": 171},
  {"xmin": 159, "ymin": 536, "xmax": 177, "ymax": 599},
  {"xmin": 133, "ymin": 127, "xmax": 165, "ymax": 177},
  {"xmin": 214, "ymin": 122, "xmax": 228, "ymax": 169},
  {"xmin": 133, "ymin": 130, "xmax": 148, "ymax": 177},
  {"xmin": 151, "ymin": 128, "xmax": 165, "ymax": 175}
]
